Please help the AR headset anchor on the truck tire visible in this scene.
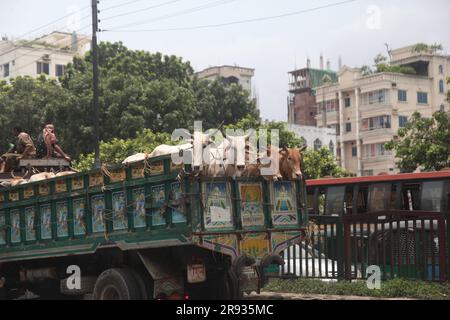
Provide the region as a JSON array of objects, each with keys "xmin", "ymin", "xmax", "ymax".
[
  {"xmin": 92, "ymin": 268, "xmax": 141, "ymax": 300},
  {"xmin": 129, "ymin": 269, "xmax": 150, "ymax": 300}
]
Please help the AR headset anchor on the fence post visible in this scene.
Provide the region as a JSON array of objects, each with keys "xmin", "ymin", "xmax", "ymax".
[
  {"xmin": 336, "ymin": 216, "xmax": 345, "ymax": 280},
  {"xmin": 447, "ymin": 205, "xmax": 450, "ymax": 282}
]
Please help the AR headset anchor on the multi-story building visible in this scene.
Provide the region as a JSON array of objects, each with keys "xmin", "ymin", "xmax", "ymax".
[
  {"xmin": 288, "ymin": 124, "xmax": 337, "ymax": 155},
  {"xmin": 314, "ymin": 44, "xmax": 449, "ymax": 176},
  {"xmin": 0, "ymin": 31, "xmax": 90, "ymax": 80},
  {"xmin": 287, "ymin": 58, "xmax": 337, "ymax": 126},
  {"xmin": 195, "ymin": 65, "xmax": 255, "ymax": 94}
]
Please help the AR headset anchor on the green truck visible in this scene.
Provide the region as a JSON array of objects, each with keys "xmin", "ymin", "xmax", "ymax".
[{"xmin": 0, "ymin": 155, "xmax": 307, "ymax": 299}]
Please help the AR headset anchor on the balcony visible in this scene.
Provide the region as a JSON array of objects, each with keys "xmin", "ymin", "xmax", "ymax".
[
  {"xmin": 359, "ymin": 103, "xmax": 397, "ymax": 118},
  {"xmin": 360, "ymin": 128, "xmax": 395, "ymax": 144},
  {"xmin": 341, "ymin": 131, "xmax": 357, "ymax": 142},
  {"xmin": 362, "ymin": 153, "xmax": 394, "ymax": 165}
]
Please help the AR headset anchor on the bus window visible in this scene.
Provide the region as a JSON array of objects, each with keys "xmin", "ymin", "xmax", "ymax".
[
  {"xmin": 389, "ymin": 184, "xmax": 400, "ymax": 209},
  {"xmin": 401, "ymin": 183, "xmax": 420, "ymax": 210},
  {"xmin": 344, "ymin": 186, "xmax": 354, "ymax": 214},
  {"xmin": 325, "ymin": 186, "xmax": 346, "ymax": 216},
  {"xmin": 357, "ymin": 187, "xmax": 368, "ymax": 213},
  {"xmin": 368, "ymin": 183, "xmax": 391, "ymax": 212},
  {"xmin": 421, "ymin": 181, "xmax": 444, "ymax": 212}
]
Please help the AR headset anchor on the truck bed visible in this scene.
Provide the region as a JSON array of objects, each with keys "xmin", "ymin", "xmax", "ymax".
[{"xmin": 0, "ymin": 155, "xmax": 307, "ymax": 264}]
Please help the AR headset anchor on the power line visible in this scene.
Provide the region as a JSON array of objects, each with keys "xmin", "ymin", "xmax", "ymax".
[
  {"xmin": 7, "ymin": 23, "xmax": 92, "ymax": 76},
  {"xmin": 100, "ymin": 0, "xmax": 148, "ymax": 13},
  {"xmin": 103, "ymin": 0, "xmax": 358, "ymax": 33},
  {"xmin": 100, "ymin": 0, "xmax": 185, "ymax": 22},
  {"xmin": 103, "ymin": 0, "xmax": 237, "ymax": 31},
  {"xmin": 1, "ymin": 12, "xmax": 91, "ymax": 58},
  {"xmin": 14, "ymin": 5, "xmax": 91, "ymax": 40}
]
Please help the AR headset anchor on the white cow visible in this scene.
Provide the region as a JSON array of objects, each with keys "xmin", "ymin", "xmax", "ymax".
[
  {"xmin": 122, "ymin": 153, "xmax": 148, "ymax": 165},
  {"xmin": 55, "ymin": 171, "xmax": 77, "ymax": 177},
  {"xmin": 148, "ymin": 143, "xmax": 193, "ymax": 158},
  {"xmin": 27, "ymin": 172, "xmax": 56, "ymax": 183},
  {"xmin": 204, "ymin": 132, "xmax": 256, "ymax": 177}
]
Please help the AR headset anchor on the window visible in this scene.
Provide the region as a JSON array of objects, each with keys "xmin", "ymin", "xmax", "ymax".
[
  {"xmin": 345, "ymin": 123, "xmax": 351, "ymax": 132},
  {"xmin": 344, "ymin": 97, "xmax": 351, "ymax": 107},
  {"xmin": 314, "ymin": 138, "xmax": 322, "ymax": 151},
  {"xmin": 438, "ymin": 65, "xmax": 443, "ymax": 74},
  {"xmin": 351, "ymin": 146, "xmax": 357, "ymax": 157},
  {"xmin": 317, "ymin": 99, "xmax": 338, "ymax": 114},
  {"xmin": 329, "ymin": 140, "xmax": 335, "ymax": 155},
  {"xmin": 56, "ymin": 64, "xmax": 65, "ymax": 77},
  {"xmin": 362, "ymin": 143, "xmax": 391, "ymax": 158},
  {"xmin": 439, "ymin": 80, "xmax": 444, "ymax": 94},
  {"xmin": 399, "ymin": 116, "xmax": 408, "ymax": 128},
  {"xmin": 368, "ymin": 89, "xmax": 387, "ymax": 104},
  {"xmin": 417, "ymin": 91, "xmax": 428, "ymax": 104},
  {"xmin": 2, "ymin": 63, "xmax": 9, "ymax": 77},
  {"xmin": 421, "ymin": 181, "xmax": 444, "ymax": 212},
  {"xmin": 37, "ymin": 62, "xmax": 49, "ymax": 75},
  {"xmin": 397, "ymin": 90, "xmax": 407, "ymax": 102},
  {"xmin": 361, "ymin": 115, "xmax": 391, "ymax": 131}
]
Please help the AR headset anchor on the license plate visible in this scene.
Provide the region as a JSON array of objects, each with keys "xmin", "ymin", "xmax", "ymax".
[{"xmin": 187, "ymin": 263, "xmax": 206, "ymax": 283}]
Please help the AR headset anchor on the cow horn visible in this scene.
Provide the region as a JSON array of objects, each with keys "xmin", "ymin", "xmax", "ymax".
[{"xmin": 10, "ymin": 170, "xmax": 17, "ymax": 179}]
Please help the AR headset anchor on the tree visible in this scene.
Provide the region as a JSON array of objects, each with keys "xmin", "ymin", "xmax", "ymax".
[
  {"xmin": 224, "ymin": 115, "xmax": 303, "ymax": 148},
  {"xmin": 72, "ymin": 129, "xmax": 172, "ymax": 171},
  {"xmin": 412, "ymin": 42, "xmax": 443, "ymax": 54},
  {"xmin": 385, "ymin": 111, "xmax": 450, "ymax": 172},
  {"xmin": 0, "ymin": 75, "xmax": 71, "ymax": 153},
  {"xmin": 192, "ymin": 78, "xmax": 259, "ymax": 129},
  {"xmin": 447, "ymin": 76, "xmax": 450, "ymax": 103},
  {"xmin": 360, "ymin": 52, "xmax": 416, "ymax": 76},
  {"xmin": 0, "ymin": 42, "xmax": 258, "ymax": 162},
  {"xmin": 302, "ymin": 147, "xmax": 353, "ymax": 179}
]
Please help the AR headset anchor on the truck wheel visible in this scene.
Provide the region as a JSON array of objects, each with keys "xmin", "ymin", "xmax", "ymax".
[
  {"xmin": 92, "ymin": 268, "xmax": 141, "ymax": 300},
  {"xmin": 129, "ymin": 269, "xmax": 150, "ymax": 300}
]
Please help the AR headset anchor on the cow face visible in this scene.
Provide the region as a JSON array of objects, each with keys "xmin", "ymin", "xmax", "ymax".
[{"xmin": 279, "ymin": 146, "xmax": 306, "ymax": 179}]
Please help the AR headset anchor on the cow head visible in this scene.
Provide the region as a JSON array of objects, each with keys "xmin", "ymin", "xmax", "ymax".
[{"xmin": 279, "ymin": 145, "xmax": 306, "ymax": 179}]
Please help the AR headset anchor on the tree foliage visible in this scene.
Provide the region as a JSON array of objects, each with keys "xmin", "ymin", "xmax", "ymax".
[
  {"xmin": 412, "ymin": 42, "xmax": 443, "ymax": 54},
  {"xmin": 385, "ymin": 111, "xmax": 450, "ymax": 172},
  {"xmin": 224, "ymin": 114, "xmax": 303, "ymax": 148},
  {"xmin": 72, "ymin": 129, "xmax": 172, "ymax": 171},
  {"xmin": 302, "ymin": 147, "xmax": 353, "ymax": 179},
  {"xmin": 361, "ymin": 53, "xmax": 416, "ymax": 75},
  {"xmin": 0, "ymin": 42, "xmax": 258, "ymax": 162}
]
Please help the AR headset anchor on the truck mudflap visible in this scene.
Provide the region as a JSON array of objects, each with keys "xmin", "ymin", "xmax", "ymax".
[
  {"xmin": 136, "ymin": 251, "xmax": 184, "ymax": 299},
  {"xmin": 229, "ymin": 253, "xmax": 285, "ymax": 297}
]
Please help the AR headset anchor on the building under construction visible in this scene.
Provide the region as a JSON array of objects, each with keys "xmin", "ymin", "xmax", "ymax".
[{"xmin": 287, "ymin": 57, "xmax": 338, "ymax": 126}]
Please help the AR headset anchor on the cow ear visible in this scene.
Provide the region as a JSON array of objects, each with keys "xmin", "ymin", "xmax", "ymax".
[
  {"xmin": 300, "ymin": 145, "xmax": 307, "ymax": 152},
  {"xmin": 279, "ymin": 147, "xmax": 288, "ymax": 155}
]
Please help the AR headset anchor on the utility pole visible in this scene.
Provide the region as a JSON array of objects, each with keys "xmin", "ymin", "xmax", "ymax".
[{"xmin": 91, "ymin": 0, "xmax": 101, "ymax": 169}]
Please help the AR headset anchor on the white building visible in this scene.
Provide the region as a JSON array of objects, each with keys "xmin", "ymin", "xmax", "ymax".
[
  {"xmin": 0, "ymin": 31, "xmax": 90, "ymax": 80},
  {"xmin": 314, "ymin": 44, "xmax": 449, "ymax": 176},
  {"xmin": 195, "ymin": 65, "xmax": 255, "ymax": 94},
  {"xmin": 288, "ymin": 124, "xmax": 337, "ymax": 154}
]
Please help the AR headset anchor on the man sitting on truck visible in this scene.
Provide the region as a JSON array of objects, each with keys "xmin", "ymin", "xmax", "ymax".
[
  {"xmin": 0, "ymin": 126, "xmax": 36, "ymax": 173},
  {"xmin": 36, "ymin": 124, "xmax": 71, "ymax": 161}
]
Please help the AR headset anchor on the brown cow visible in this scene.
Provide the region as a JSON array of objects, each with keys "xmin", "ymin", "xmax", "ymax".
[{"xmin": 279, "ymin": 146, "xmax": 306, "ymax": 179}]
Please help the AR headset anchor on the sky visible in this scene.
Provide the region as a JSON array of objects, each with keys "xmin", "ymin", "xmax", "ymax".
[{"xmin": 1, "ymin": 0, "xmax": 449, "ymax": 121}]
